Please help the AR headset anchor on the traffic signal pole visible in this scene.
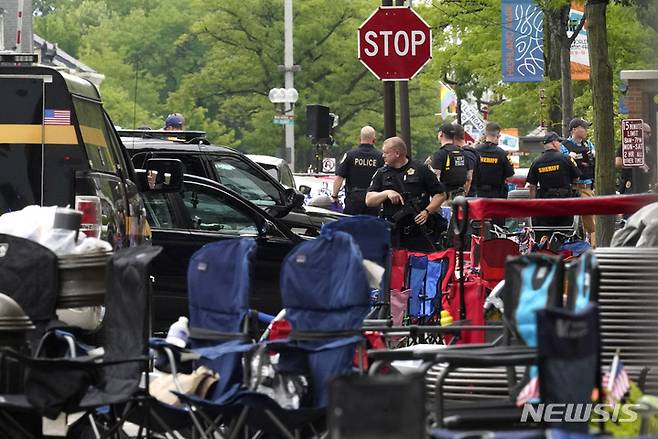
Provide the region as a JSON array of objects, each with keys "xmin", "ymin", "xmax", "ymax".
[{"xmin": 382, "ymin": 0, "xmax": 396, "ymax": 140}]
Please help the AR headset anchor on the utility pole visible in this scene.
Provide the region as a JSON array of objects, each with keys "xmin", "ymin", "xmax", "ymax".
[
  {"xmin": 283, "ymin": 0, "xmax": 296, "ymax": 171},
  {"xmin": 0, "ymin": 0, "xmax": 33, "ymax": 53},
  {"xmin": 382, "ymin": 0, "xmax": 396, "ymax": 140},
  {"xmin": 0, "ymin": 8, "xmax": 5, "ymax": 51}
]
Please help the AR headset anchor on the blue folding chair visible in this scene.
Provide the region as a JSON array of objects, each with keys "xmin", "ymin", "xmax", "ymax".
[
  {"xmin": 236, "ymin": 230, "xmax": 372, "ymax": 437},
  {"xmin": 151, "ymin": 238, "xmax": 259, "ymax": 437},
  {"xmin": 321, "ymin": 215, "xmax": 392, "ymax": 319}
]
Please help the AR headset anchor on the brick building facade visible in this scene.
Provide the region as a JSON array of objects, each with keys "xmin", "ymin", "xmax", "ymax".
[{"xmin": 620, "ymin": 70, "xmax": 658, "ymax": 190}]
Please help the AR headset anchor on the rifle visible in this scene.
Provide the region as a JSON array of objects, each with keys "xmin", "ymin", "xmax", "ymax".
[{"xmin": 390, "ymin": 191, "xmax": 439, "ymax": 252}]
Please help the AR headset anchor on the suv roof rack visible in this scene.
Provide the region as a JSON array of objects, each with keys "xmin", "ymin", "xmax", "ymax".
[{"xmin": 117, "ymin": 129, "xmax": 209, "ymax": 144}]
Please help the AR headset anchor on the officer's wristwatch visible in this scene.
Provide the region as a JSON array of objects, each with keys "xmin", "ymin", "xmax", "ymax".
[
  {"xmin": 331, "ymin": 195, "xmax": 339, "ymax": 199},
  {"xmin": 423, "ymin": 208, "xmax": 430, "ymax": 215}
]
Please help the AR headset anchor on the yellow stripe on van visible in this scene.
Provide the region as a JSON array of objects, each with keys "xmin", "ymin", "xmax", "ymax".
[
  {"xmin": 79, "ymin": 126, "xmax": 108, "ymax": 148},
  {"xmin": 0, "ymin": 124, "xmax": 78, "ymax": 145}
]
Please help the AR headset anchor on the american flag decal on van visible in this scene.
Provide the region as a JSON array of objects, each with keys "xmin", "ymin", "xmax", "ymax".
[{"xmin": 44, "ymin": 109, "xmax": 71, "ymax": 125}]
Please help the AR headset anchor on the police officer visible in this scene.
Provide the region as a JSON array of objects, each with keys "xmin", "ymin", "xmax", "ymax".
[
  {"xmin": 366, "ymin": 136, "xmax": 446, "ymax": 252},
  {"xmin": 561, "ymin": 117, "xmax": 596, "ymax": 244},
  {"xmin": 430, "ymin": 123, "xmax": 472, "ymax": 198},
  {"xmin": 454, "ymin": 125, "xmax": 479, "ymax": 196},
  {"xmin": 527, "ymin": 132, "xmax": 581, "ymax": 228},
  {"xmin": 475, "ymin": 122, "xmax": 515, "ymax": 198},
  {"xmin": 332, "ymin": 126, "xmax": 384, "ymax": 215}
]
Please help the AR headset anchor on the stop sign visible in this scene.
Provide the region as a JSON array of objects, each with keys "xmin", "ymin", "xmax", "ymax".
[{"xmin": 358, "ymin": 6, "xmax": 432, "ymax": 81}]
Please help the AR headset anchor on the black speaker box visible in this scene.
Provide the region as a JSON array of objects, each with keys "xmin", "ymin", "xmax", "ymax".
[{"xmin": 306, "ymin": 104, "xmax": 331, "ymax": 142}]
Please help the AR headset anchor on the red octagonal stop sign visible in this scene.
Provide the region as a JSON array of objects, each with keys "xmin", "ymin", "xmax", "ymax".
[{"xmin": 358, "ymin": 6, "xmax": 432, "ymax": 81}]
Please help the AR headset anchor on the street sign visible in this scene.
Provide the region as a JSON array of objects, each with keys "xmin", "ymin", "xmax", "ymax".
[
  {"xmin": 357, "ymin": 6, "xmax": 432, "ymax": 81},
  {"xmin": 621, "ymin": 119, "xmax": 645, "ymax": 167},
  {"xmin": 322, "ymin": 158, "xmax": 336, "ymax": 173},
  {"xmin": 273, "ymin": 114, "xmax": 294, "ymax": 125},
  {"xmin": 460, "ymin": 100, "xmax": 486, "ymax": 132}
]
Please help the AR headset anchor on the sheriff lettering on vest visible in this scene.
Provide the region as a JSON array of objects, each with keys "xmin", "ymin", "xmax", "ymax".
[
  {"xmin": 366, "ymin": 137, "xmax": 446, "ymax": 252},
  {"xmin": 332, "ymin": 126, "xmax": 384, "ymax": 215},
  {"xmin": 475, "ymin": 122, "xmax": 515, "ymax": 198}
]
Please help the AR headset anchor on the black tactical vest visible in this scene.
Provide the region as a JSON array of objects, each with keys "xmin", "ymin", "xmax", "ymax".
[
  {"xmin": 441, "ymin": 145, "xmax": 468, "ymax": 188},
  {"xmin": 563, "ymin": 139, "xmax": 594, "ymax": 181}
]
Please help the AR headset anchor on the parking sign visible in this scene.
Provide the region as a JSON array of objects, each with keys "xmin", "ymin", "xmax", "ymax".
[{"xmin": 621, "ymin": 119, "xmax": 645, "ymax": 167}]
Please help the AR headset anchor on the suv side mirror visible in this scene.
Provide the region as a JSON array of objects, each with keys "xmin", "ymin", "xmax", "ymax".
[
  {"xmin": 285, "ymin": 187, "xmax": 305, "ymax": 209},
  {"xmin": 135, "ymin": 158, "xmax": 184, "ymax": 193},
  {"xmin": 298, "ymin": 185, "xmax": 312, "ymax": 196}
]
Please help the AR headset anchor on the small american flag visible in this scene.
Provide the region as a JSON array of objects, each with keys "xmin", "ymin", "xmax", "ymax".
[
  {"xmin": 44, "ymin": 109, "xmax": 71, "ymax": 125},
  {"xmin": 603, "ymin": 352, "xmax": 630, "ymax": 404},
  {"xmin": 516, "ymin": 376, "xmax": 539, "ymax": 407}
]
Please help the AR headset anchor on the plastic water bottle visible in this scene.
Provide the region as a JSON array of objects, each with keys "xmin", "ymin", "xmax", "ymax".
[{"xmin": 165, "ymin": 316, "xmax": 189, "ymax": 348}]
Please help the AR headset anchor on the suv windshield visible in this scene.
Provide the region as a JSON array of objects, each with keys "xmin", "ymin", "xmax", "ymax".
[{"xmin": 212, "ymin": 158, "xmax": 281, "ymax": 207}]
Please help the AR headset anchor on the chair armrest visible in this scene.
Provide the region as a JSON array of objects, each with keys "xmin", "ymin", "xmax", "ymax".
[
  {"xmin": 435, "ymin": 348, "xmax": 536, "ymax": 367},
  {"xmin": 189, "ymin": 327, "xmax": 250, "ymax": 342}
]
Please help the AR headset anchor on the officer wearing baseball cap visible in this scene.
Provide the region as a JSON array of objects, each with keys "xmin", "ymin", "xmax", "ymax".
[
  {"xmin": 164, "ymin": 113, "xmax": 185, "ymax": 131},
  {"xmin": 430, "ymin": 123, "xmax": 472, "ymax": 198},
  {"xmin": 561, "ymin": 117, "xmax": 596, "ymax": 244},
  {"xmin": 527, "ymin": 131, "xmax": 581, "ymax": 227}
]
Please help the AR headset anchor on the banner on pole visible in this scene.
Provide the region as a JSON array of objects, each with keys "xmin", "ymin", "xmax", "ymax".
[
  {"xmin": 568, "ymin": 2, "xmax": 590, "ymax": 81},
  {"xmin": 501, "ymin": 0, "xmax": 544, "ymax": 82},
  {"xmin": 439, "ymin": 81, "xmax": 457, "ymax": 119}
]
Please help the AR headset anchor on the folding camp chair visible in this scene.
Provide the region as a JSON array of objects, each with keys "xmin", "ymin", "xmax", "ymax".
[
  {"xmin": 233, "ymin": 230, "xmax": 372, "ymax": 438},
  {"xmin": 0, "ymin": 245, "xmax": 169, "ymax": 439},
  {"xmin": 471, "ymin": 237, "xmax": 520, "ymax": 287},
  {"xmin": 430, "ymin": 253, "xmax": 565, "ymax": 427},
  {"xmin": 155, "ymin": 238, "xmax": 262, "ymax": 438},
  {"xmin": 430, "ymin": 304, "xmax": 601, "ymax": 438},
  {"xmin": 0, "ymin": 234, "xmax": 59, "ymax": 351},
  {"xmin": 369, "ymin": 253, "xmax": 566, "ymax": 429},
  {"xmin": 321, "ymin": 215, "xmax": 392, "ymax": 320}
]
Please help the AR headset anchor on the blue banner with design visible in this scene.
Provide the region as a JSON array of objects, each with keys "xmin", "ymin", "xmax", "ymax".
[{"xmin": 501, "ymin": 0, "xmax": 544, "ymax": 82}]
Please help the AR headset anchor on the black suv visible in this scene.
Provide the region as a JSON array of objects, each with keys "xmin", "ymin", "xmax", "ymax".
[
  {"xmin": 0, "ymin": 56, "xmax": 155, "ymax": 247},
  {"xmin": 143, "ymin": 173, "xmax": 303, "ymax": 331},
  {"xmin": 121, "ymin": 130, "xmax": 344, "ymax": 237}
]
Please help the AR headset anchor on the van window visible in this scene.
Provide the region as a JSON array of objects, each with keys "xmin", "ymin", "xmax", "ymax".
[
  {"xmin": 72, "ymin": 98, "xmax": 116, "ymax": 173},
  {"xmin": 0, "ymin": 78, "xmax": 86, "ymax": 212}
]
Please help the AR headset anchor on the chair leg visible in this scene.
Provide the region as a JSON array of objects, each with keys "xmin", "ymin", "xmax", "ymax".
[
  {"xmin": 263, "ymin": 409, "xmax": 295, "ymax": 439},
  {"xmin": 227, "ymin": 407, "xmax": 249, "ymax": 439}
]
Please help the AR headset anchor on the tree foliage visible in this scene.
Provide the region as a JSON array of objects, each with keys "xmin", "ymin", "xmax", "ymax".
[{"xmin": 34, "ymin": 0, "xmax": 658, "ymax": 170}]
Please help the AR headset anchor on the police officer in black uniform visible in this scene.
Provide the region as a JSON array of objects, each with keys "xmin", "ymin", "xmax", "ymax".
[
  {"xmin": 366, "ymin": 136, "xmax": 446, "ymax": 252},
  {"xmin": 454, "ymin": 124, "xmax": 479, "ymax": 196},
  {"xmin": 332, "ymin": 125, "xmax": 384, "ymax": 215},
  {"xmin": 475, "ymin": 122, "xmax": 515, "ymax": 198},
  {"xmin": 527, "ymin": 132, "xmax": 581, "ymax": 227},
  {"xmin": 430, "ymin": 123, "xmax": 472, "ymax": 198}
]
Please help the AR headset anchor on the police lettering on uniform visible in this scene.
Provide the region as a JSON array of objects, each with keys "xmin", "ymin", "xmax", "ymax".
[
  {"xmin": 332, "ymin": 126, "xmax": 384, "ymax": 215},
  {"xmin": 561, "ymin": 117, "xmax": 596, "ymax": 244},
  {"xmin": 366, "ymin": 136, "xmax": 446, "ymax": 252},
  {"xmin": 475, "ymin": 122, "xmax": 515, "ymax": 198},
  {"xmin": 527, "ymin": 132, "xmax": 581, "ymax": 228},
  {"xmin": 430, "ymin": 123, "xmax": 473, "ymax": 198}
]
